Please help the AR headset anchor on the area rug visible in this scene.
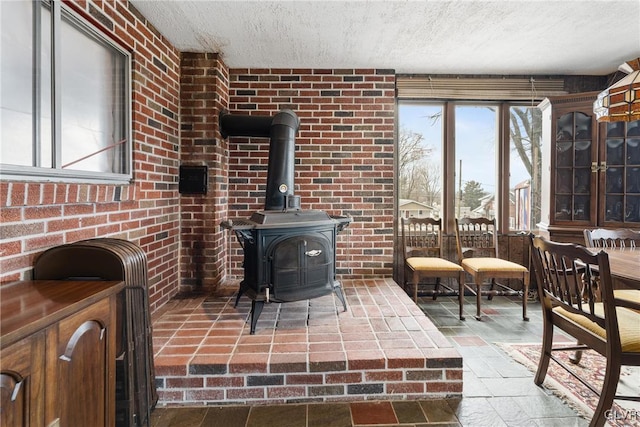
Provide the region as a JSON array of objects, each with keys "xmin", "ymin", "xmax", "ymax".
[{"xmin": 499, "ymin": 343, "xmax": 640, "ymax": 427}]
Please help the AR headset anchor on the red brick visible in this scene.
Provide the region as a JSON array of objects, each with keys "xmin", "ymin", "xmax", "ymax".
[
  {"xmin": 165, "ymin": 377, "xmax": 204, "ymax": 388},
  {"xmin": 266, "ymin": 386, "xmax": 306, "ymax": 398},
  {"xmin": 0, "ymin": 207, "xmax": 21, "ymax": 223},
  {"xmin": 446, "ymin": 369, "xmax": 464, "ymax": 380},
  {"xmin": 325, "ymin": 372, "xmax": 362, "ymax": 384},
  {"xmin": 10, "ymin": 183, "xmax": 26, "ymax": 206},
  {"xmin": 226, "ymin": 387, "xmax": 264, "ymax": 400},
  {"xmin": 364, "ymin": 370, "xmax": 403, "ymax": 382},
  {"xmin": 285, "ymin": 373, "xmax": 324, "ymax": 385},
  {"xmin": 206, "ymin": 377, "xmax": 244, "ymax": 388},
  {"xmin": 426, "ymin": 381, "xmax": 464, "ymax": 393},
  {"xmin": 24, "ymin": 206, "xmax": 63, "ymax": 220},
  {"xmin": 185, "ymin": 389, "xmax": 225, "ymax": 401},
  {"xmin": 25, "ymin": 234, "xmax": 64, "ymax": 251}
]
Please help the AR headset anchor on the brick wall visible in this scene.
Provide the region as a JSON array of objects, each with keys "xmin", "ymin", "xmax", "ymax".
[
  {"xmin": 0, "ymin": 1, "xmax": 183, "ymax": 312},
  {"xmin": 179, "ymin": 53, "xmax": 230, "ymax": 292},
  {"xmin": 0, "ymin": 2, "xmax": 398, "ymax": 317},
  {"xmin": 225, "ymin": 69, "xmax": 396, "ymax": 279}
]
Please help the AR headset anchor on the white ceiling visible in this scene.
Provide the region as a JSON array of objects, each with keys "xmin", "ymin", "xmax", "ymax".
[{"xmin": 131, "ymin": 0, "xmax": 640, "ymax": 76}]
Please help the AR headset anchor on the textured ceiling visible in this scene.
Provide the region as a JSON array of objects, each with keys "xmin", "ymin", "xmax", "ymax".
[{"xmin": 131, "ymin": 0, "xmax": 640, "ymax": 75}]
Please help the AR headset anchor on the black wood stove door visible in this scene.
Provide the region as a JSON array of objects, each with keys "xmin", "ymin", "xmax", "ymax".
[{"xmin": 270, "ymin": 234, "xmax": 334, "ymax": 302}]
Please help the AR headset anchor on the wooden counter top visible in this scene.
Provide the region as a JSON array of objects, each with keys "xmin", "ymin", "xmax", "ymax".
[{"xmin": 1, "ymin": 280, "xmax": 125, "ymax": 349}]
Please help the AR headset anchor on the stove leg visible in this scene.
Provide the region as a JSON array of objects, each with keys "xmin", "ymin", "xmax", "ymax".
[
  {"xmin": 250, "ymin": 300, "xmax": 264, "ymax": 335},
  {"xmin": 234, "ymin": 289, "xmax": 244, "ymax": 307},
  {"xmin": 334, "ymin": 285, "xmax": 347, "ymax": 312},
  {"xmin": 234, "ymin": 280, "xmax": 246, "ymax": 308}
]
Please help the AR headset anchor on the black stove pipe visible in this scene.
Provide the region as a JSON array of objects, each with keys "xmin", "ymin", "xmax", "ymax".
[
  {"xmin": 219, "ymin": 109, "xmax": 300, "ymax": 211},
  {"xmin": 219, "ymin": 113, "xmax": 272, "ymax": 139}
]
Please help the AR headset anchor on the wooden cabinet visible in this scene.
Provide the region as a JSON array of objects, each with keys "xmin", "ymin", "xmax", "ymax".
[
  {"xmin": 599, "ymin": 120, "xmax": 640, "ymax": 225},
  {"xmin": 1, "ymin": 280, "xmax": 124, "ymax": 427},
  {"xmin": 539, "ymin": 92, "xmax": 640, "ymax": 243},
  {"xmin": 0, "ymin": 333, "xmax": 45, "ymax": 427}
]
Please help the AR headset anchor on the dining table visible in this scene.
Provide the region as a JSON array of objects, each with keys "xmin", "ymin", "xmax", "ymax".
[{"xmin": 598, "ymin": 247, "xmax": 640, "ymax": 289}]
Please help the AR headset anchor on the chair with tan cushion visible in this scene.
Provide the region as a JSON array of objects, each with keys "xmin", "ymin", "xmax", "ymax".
[
  {"xmin": 529, "ymin": 234, "xmax": 640, "ymax": 427},
  {"xmin": 401, "ymin": 217, "xmax": 465, "ymax": 319},
  {"xmin": 454, "ymin": 217, "xmax": 529, "ymax": 321},
  {"xmin": 570, "ymin": 228, "xmax": 640, "ymax": 363}
]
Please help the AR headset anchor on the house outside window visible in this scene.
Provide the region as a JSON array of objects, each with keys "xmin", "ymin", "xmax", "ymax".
[{"xmin": 0, "ymin": 0, "xmax": 131, "ymax": 182}]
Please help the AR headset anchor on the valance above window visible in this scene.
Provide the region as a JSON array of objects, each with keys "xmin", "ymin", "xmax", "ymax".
[{"xmin": 396, "ymin": 76, "xmax": 567, "ymax": 101}]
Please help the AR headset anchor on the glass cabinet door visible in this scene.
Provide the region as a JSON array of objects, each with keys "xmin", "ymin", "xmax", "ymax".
[
  {"xmin": 602, "ymin": 120, "xmax": 640, "ymax": 224},
  {"xmin": 553, "ymin": 111, "xmax": 593, "ymax": 223}
]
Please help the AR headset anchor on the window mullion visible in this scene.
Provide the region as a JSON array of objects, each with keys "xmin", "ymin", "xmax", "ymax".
[
  {"xmin": 32, "ymin": 2, "xmax": 41, "ymax": 167},
  {"xmin": 51, "ymin": 0, "xmax": 61, "ymax": 169},
  {"xmin": 443, "ymin": 102, "xmax": 456, "ymax": 233},
  {"xmin": 498, "ymin": 104, "xmax": 511, "ymax": 232}
]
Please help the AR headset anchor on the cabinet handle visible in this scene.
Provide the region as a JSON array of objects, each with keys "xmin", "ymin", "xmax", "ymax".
[
  {"xmin": 305, "ymin": 249, "xmax": 322, "ymax": 257},
  {"xmin": 591, "ymin": 162, "xmax": 608, "ymax": 172},
  {"xmin": 11, "ymin": 379, "xmax": 22, "ymax": 401}
]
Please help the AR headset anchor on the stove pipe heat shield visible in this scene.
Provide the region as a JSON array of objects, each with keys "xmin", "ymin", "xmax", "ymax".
[{"xmin": 219, "ymin": 109, "xmax": 300, "ymax": 211}]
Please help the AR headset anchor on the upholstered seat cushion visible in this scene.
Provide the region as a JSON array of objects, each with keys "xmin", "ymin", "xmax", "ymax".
[
  {"xmin": 461, "ymin": 257, "xmax": 528, "ymax": 273},
  {"xmin": 553, "ymin": 304, "xmax": 640, "ymax": 352},
  {"xmin": 615, "ymin": 290, "xmax": 640, "ymax": 314},
  {"xmin": 407, "ymin": 257, "xmax": 463, "ymax": 272},
  {"xmin": 615, "ymin": 289, "xmax": 640, "ymax": 305}
]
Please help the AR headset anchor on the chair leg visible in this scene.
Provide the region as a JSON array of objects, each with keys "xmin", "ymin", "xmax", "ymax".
[
  {"xmin": 534, "ymin": 316, "xmax": 553, "ymax": 385},
  {"xmin": 590, "ymin": 358, "xmax": 621, "ymax": 427},
  {"xmin": 569, "ymin": 343, "xmax": 583, "ymax": 364},
  {"xmin": 413, "ymin": 271, "xmax": 419, "ymax": 303},
  {"xmin": 475, "ymin": 282, "xmax": 482, "ymax": 320},
  {"xmin": 433, "ymin": 278, "xmax": 441, "ymax": 300},
  {"xmin": 487, "ymin": 278, "xmax": 495, "ymax": 300},
  {"xmin": 522, "ymin": 277, "xmax": 529, "ymax": 321},
  {"xmin": 458, "ymin": 272, "xmax": 465, "ymax": 321}
]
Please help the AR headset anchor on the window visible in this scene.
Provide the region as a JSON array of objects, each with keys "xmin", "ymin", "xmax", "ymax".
[
  {"xmin": 397, "ymin": 104, "xmax": 443, "ymax": 217},
  {"xmin": 398, "ymin": 101, "xmax": 542, "ymax": 232},
  {"xmin": 1, "ymin": 1, "xmax": 131, "ymax": 181},
  {"xmin": 454, "ymin": 105, "xmax": 497, "ymax": 221},
  {"xmin": 509, "ymin": 106, "xmax": 542, "ymax": 231}
]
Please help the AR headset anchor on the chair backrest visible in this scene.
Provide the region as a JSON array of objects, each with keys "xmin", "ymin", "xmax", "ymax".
[
  {"xmin": 529, "ymin": 234, "xmax": 617, "ymax": 335},
  {"xmin": 454, "ymin": 217, "xmax": 498, "ymax": 260},
  {"xmin": 401, "ymin": 217, "xmax": 444, "ymax": 260},
  {"xmin": 583, "ymin": 228, "xmax": 640, "ymax": 249}
]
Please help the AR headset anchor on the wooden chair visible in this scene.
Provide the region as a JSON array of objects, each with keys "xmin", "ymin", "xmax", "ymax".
[
  {"xmin": 401, "ymin": 217, "xmax": 465, "ymax": 319},
  {"xmin": 583, "ymin": 228, "xmax": 640, "ymax": 301},
  {"xmin": 529, "ymin": 234, "xmax": 640, "ymax": 427},
  {"xmin": 574, "ymin": 228, "xmax": 640, "ymax": 363},
  {"xmin": 454, "ymin": 217, "xmax": 529, "ymax": 321},
  {"xmin": 584, "ymin": 228, "xmax": 640, "ymax": 249}
]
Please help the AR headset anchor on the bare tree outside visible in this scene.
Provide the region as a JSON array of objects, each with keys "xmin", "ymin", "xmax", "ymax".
[{"xmin": 398, "ymin": 125, "xmax": 441, "ymax": 207}]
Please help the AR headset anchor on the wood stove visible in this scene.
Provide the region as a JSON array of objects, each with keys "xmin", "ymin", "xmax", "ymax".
[{"xmin": 219, "ymin": 110, "xmax": 351, "ymax": 334}]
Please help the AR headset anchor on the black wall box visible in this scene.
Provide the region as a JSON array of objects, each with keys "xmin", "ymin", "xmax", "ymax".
[{"xmin": 179, "ymin": 165, "xmax": 208, "ymax": 194}]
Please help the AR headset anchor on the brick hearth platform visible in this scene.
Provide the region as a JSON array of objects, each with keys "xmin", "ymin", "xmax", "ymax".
[{"xmin": 152, "ymin": 278, "xmax": 462, "ymax": 406}]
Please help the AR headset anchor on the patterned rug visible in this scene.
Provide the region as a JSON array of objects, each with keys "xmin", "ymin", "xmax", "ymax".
[{"xmin": 500, "ymin": 343, "xmax": 640, "ymax": 427}]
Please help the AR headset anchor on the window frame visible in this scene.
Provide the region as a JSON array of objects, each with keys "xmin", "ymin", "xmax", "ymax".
[
  {"xmin": 0, "ymin": 0, "xmax": 132, "ymax": 183},
  {"xmin": 398, "ymin": 99, "xmax": 541, "ymax": 234}
]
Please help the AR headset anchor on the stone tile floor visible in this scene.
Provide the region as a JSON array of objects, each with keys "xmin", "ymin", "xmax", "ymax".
[{"xmin": 151, "ymin": 292, "xmax": 591, "ymax": 426}]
